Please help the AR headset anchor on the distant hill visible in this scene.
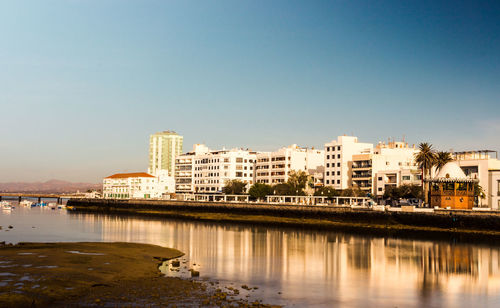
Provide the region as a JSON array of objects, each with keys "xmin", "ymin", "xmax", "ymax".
[{"xmin": 0, "ymin": 180, "xmax": 101, "ymax": 194}]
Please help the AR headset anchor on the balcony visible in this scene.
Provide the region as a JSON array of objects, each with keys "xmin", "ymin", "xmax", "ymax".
[
  {"xmin": 352, "ymin": 163, "xmax": 372, "ymax": 169},
  {"xmin": 352, "ymin": 173, "xmax": 371, "ymax": 178}
]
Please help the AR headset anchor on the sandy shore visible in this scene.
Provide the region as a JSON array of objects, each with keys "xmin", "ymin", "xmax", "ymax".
[{"xmin": 0, "ymin": 242, "xmax": 279, "ymax": 307}]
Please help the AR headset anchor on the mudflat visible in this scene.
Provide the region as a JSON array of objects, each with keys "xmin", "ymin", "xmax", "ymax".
[{"xmin": 0, "ymin": 242, "xmax": 276, "ymax": 307}]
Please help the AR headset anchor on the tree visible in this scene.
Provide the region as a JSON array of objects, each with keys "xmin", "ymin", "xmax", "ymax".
[
  {"xmin": 398, "ymin": 184, "xmax": 423, "ymax": 199},
  {"xmin": 223, "ymin": 179, "xmax": 247, "ymax": 195},
  {"xmin": 286, "ymin": 170, "xmax": 309, "ymax": 195},
  {"xmin": 414, "ymin": 143, "xmax": 437, "ymax": 205},
  {"xmin": 273, "ymin": 183, "xmax": 292, "ymax": 195},
  {"xmin": 314, "ymin": 186, "xmax": 340, "ymax": 198},
  {"xmin": 248, "ymin": 183, "xmax": 273, "ymax": 201},
  {"xmin": 435, "ymin": 151, "xmax": 453, "ymax": 171},
  {"xmin": 474, "ymin": 183, "xmax": 486, "ymax": 206},
  {"xmin": 383, "ymin": 185, "xmax": 401, "ymax": 200},
  {"xmin": 341, "ymin": 186, "xmax": 366, "ymax": 197}
]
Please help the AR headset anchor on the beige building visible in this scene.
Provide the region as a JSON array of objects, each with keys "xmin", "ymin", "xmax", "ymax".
[
  {"xmin": 148, "ymin": 130, "xmax": 183, "ymax": 176},
  {"xmin": 255, "ymin": 144, "xmax": 324, "ymax": 185},
  {"xmin": 175, "ymin": 144, "xmax": 257, "ymax": 193},
  {"xmin": 454, "ymin": 150, "xmax": 500, "ymax": 208},
  {"xmin": 324, "ymin": 136, "xmax": 373, "ymax": 190},
  {"xmin": 350, "ymin": 141, "xmax": 420, "ymax": 196},
  {"xmin": 103, "ymin": 171, "xmax": 175, "ymax": 199}
]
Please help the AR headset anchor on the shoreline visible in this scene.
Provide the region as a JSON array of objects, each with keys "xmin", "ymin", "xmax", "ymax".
[
  {"xmin": 0, "ymin": 242, "xmax": 278, "ymax": 307},
  {"xmin": 68, "ymin": 199, "xmax": 500, "ymax": 240}
]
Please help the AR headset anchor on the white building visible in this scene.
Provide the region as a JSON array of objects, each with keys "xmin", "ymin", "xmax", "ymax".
[
  {"xmin": 255, "ymin": 144, "xmax": 324, "ymax": 185},
  {"xmin": 148, "ymin": 130, "xmax": 183, "ymax": 176},
  {"xmin": 175, "ymin": 144, "xmax": 210, "ymax": 193},
  {"xmin": 454, "ymin": 150, "xmax": 500, "ymax": 209},
  {"xmin": 175, "ymin": 145, "xmax": 257, "ymax": 193},
  {"xmin": 350, "ymin": 141, "xmax": 420, "ymax": 196},
  {"xmin": 103, "ymin": 172, "xmax": 175, "ymax": 199},
  {"xmin": 324, "ymin": 136, "xmax": 373, "ymax": 189}
]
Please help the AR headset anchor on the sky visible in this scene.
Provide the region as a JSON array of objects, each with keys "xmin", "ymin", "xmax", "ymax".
[{"xmin": 0, "ymin": 0, "xmax": 499, "ymax": 182}]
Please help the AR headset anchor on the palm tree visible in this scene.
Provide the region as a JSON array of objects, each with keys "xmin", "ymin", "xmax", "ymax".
[
  {"xmin": 435, "ymin": 151, "xmax": 453, "ymax": 171},
  {"xmin": 414, "ymin": 143, "xmax": 437, "ymax": 205}
]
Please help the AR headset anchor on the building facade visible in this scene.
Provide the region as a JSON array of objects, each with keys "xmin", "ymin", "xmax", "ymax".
[
  {"xmin": 175, "ymin": 145, "xmax": 257, "ymax": 193},
  {"xmin": 174, "ymin": 144, "xmax": 210, "ymax": 193},
  {"xmin": 255, "ymin": 144, "xmax": 324, "ymax": 185},
  {"xmin": 324, "ymin": 136, "xmax": 373, "ymax": 190},
  {"xmin": 148, "ymin": 130, "xmax": 183, "ymax": 176},
  {"xmin": 454, "ymin": 151, "xmax": 500, "ymax": 209},
  {"xmin": 103, "ymin": 171, "xmax": 175, "ymax": 199},
  {"xmin": 350, "ymin": 141, "xmax": 420, "ymax": 196}
]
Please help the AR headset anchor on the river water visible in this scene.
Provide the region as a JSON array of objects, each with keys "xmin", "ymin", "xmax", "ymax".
[{"xmin": 1, "ymin": 205, "xmax": 500, "ymax": 307}]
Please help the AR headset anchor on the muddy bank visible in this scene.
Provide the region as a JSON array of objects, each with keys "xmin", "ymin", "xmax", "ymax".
[
  {"xmin": 68, "ymin": 199, "xmax": 500, "ymax": 240},
  {"xmin": 0, "ymin": 242, "xmax": 278, "ymax": 307}
]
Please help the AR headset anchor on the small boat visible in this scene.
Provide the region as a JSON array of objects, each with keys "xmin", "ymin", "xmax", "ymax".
[
  {"xmin": 34, "ymin": 202, "xmax": 47, "ymax": 207},
  {"xmin": 48, "ymin": 202, "xmax": 57, "ymax": 209},
  {"xmin": 1, "ymin": 201, "xmax": 12, "ymax": 211},
  {"xmin": 20, "ymin": 200, "xmax": 34, "ymax": 207}
]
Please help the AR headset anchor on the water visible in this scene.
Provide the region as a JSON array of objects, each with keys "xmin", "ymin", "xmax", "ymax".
[{"xmin": 1, "ymin": 205, "xmax": 500, "ymax": 307}]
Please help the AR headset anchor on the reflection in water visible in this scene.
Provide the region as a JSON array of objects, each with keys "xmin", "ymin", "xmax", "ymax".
[
  {"xmin": 2, "ymin": 208, "xmax": 500, "ymax": 307},
  {"xmin": 78, "ymin": 214, "xmax": 500, "ymax": 307}
]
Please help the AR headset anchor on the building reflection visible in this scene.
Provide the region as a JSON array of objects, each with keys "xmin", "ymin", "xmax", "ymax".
[{"xmin": 71, "ymin": 213, "xmax": 500, "ymax": 306}]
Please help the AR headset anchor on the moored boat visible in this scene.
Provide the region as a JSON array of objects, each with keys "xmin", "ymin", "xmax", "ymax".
[
  {"xmin": 20, "ymin": 200, "xmax": 34, "ymax": 207},
  {"xmin": 1, "ymin": 201, "xmax": 12, "ymax": 210}
]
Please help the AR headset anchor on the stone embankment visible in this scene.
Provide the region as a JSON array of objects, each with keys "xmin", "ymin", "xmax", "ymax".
[{"xmin": 68, "ymin": 198, "xmax": 500, "ymax": 239}]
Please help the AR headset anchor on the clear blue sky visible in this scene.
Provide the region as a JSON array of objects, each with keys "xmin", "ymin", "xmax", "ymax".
[{"xmin": 1, "ymin": 0, "xmax": 499, "ymax": 182}]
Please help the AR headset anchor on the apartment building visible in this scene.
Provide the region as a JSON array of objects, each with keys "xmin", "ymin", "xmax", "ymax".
[
  {"xmin": 350, "ymin": 141, "xmax": 420, "ymax": 196},
  {"xmin": 175, "ymin": 144, "xmax": 210, "ymax": 193},
  {"xmin": 255, "ymin": 144, "xmax": 324, "ymax": 185},
  {"xmin": 324, "ymin": 136, "xmax": 373, "ymax": 189},
  {"xmin": 454, "ymin": 150, "xmax": 500, "ymax": 209},
  {"xmin": 175, "ymin": 145, "xmax": 257, "ymax": 193},
  {"xmin": 103, "ymin": 171, "xmax": 175, "ymax": 199},
  {"xmin": 148, "ymin": 130, "xmax": 183, "ymax": 176}
]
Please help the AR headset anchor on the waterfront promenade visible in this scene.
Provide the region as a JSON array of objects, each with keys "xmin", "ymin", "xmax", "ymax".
[{"xmin": 68, "ymin": 198, "xmax": 500, "ymax": 239}]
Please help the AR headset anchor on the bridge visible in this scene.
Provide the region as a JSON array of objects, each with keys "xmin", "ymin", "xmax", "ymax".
[{"xmin": 0, "ymin": 193, "xmax": 85, "ymax": 203}]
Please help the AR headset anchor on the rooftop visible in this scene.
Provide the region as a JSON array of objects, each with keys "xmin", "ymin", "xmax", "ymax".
[{"xmin": 105, "ymin": 172, "xmax": 155, "ymax": 179}]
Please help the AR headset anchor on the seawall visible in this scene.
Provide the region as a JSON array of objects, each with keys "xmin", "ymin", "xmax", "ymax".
[{"xmin": 67, "ymin": 198, "xmax": 500, "ymax": 239}]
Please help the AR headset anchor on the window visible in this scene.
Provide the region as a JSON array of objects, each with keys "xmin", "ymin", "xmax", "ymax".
[
  {"xmin": 326, "ymin": 180, "xmax": 330, "ymax": 184},
  {"xmin": 337, "ymin": 154, "xmax": 340, "ymax": 159},
  {"xmin": 337, "ymin": 163, "xmax": 340, "ymax": 167},
  {"xmin": 402, "ymin": 176, "xmax": 410, "ymax": 181},
  {"xmin": 378, "ymin": 188, "xmax": 382, "ymax": 191},
  {"xmin": 326, "ymin": 163, "xmax": 330, "ymax": 168},
  {"xmin": 236, "ymin": 158, "xmax": 243, "ymax": 163},
  {"xmin": 498, "ymin": 181, "xmax": 500, "ymax": 196},
  {"xmin": 337, "ymin": 171, "xmax": 340, "ymax": 175},
  {"xmin": 378, "ymin": 177, "xmax": 383, "ymax": 181},
  {"xmin": 326, "ymin": 171, "xmax": 330, "ymax": 176},
  {"xmin": 236, "ymin": 172, "xmax": 243, "ymax": 177},
  {"xmin": 326, "ymin": 155, "xmax": 330, "ymax": 159},
  {"xmin": 337, "ymin": 146, "xmax": 341, "ymax": 151},
  {"xmin": 337, "ymin": 180, "xmax": 340, "ymax": 184}
]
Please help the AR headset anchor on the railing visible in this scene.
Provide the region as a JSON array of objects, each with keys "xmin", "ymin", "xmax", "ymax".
[
  {"xmin": 352, "ymin": 164, "xmax": 372, "ymax": 169},
  {"xmin": 352, "ymin": 174, "xmax": 371, "ymax": 178}
]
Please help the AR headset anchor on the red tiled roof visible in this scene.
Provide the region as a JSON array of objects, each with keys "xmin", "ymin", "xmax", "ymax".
[{"xmin": 105, "ymin": 172, "xmax": 155, "ymax": 179}]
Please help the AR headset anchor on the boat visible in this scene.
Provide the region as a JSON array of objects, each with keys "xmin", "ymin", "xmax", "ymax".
[
  {"xmin": 20, "ymin": 200, "xmax": 34, "ymax": 207},
  {"xmin": 48, "ymin": 202, "xmax": 58, "ymax": 209},
  {"xmin": 1, "ymin": 201, "xmax": 12, "ymax": 211}
]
